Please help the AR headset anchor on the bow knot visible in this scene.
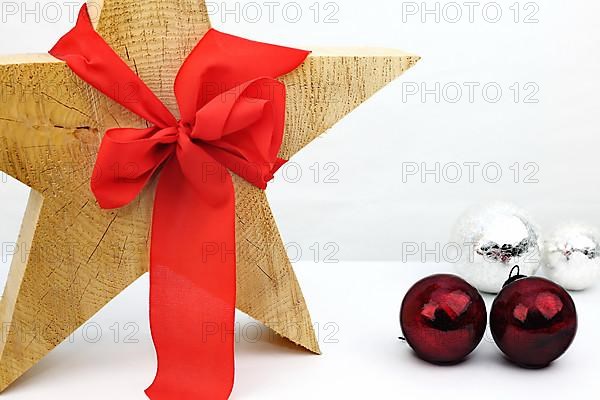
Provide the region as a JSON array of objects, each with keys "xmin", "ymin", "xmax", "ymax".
[
  {"xmin": 175, "ymin": 121, "xmax": 192, "ymax": 140},
  {"xmin": 152, "ymin": 125, "xmax": 180, "ymax": 143}
]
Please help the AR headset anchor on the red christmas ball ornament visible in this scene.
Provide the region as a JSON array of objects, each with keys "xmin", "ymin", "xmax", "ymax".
[
  {"xmin": 490, "ymin": 266, "xmax": 578, "ymax": 368},
  {"xmin": 400, "ymin": 274, "xmax": 487, "ymax": 364}
]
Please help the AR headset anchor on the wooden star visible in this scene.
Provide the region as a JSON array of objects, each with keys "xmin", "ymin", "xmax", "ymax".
[{"xmin": 0, "ymin": 0, "xmax": 418, "ymax": 390}]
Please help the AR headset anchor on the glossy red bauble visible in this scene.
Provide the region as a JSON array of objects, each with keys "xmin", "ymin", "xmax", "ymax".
[
  {"xmin": 400, "ymin": 274, "xmax": 487, "ymax": 364},
  {"xmin": 490, "ymin": 276, "xmax": 577, "ymax": 368}
]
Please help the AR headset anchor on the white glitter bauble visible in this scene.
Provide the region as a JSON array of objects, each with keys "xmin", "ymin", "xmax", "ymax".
[
  {"xmin": 450, "ymin": 202, "xmax": 543, "ymax": 293},
  {"xmin": 543, "ymin": 223, "xmax": 600, "ymax": 291}
]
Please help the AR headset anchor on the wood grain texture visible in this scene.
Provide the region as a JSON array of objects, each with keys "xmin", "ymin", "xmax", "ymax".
[
  {"xmin": 281, "ymin": 49, "xmax": 420, "ymax": 159},
  {"xmin": 0, "ymin": 0, "xmax": 419, "ymax": 391}
]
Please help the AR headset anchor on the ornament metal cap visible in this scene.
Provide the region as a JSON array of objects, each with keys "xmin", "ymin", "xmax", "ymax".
[{"xmin": 502, "ymin": 265, "xmax": 527, "ymax": 288}]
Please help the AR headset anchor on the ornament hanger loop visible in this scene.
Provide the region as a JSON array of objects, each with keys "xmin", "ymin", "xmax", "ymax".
[
  {"xmin": 509, "ymin": 265, "xmax": 521, "ymax": 280},
  {"xmin": 503, "ymin": 265, "xmax": 527, "ymax": 288}
]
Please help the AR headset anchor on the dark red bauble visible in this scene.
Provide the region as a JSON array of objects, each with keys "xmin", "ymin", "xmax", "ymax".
[
  {"xmin": 490, "ymin": 276, "xmax": 577, "ymax": 368},
  {"xmin": 400, "ymin": 274, "xmax": 487, "ymax": 364}
]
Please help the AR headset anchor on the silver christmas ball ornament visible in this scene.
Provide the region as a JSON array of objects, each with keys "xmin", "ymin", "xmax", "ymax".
[
  {"xmin": 543, "ymin": 223, "xmax": 600, "ymax": 291},
  {"xmin": 451, "ymin": 202, "xmax": 543, "ymax": 293}
]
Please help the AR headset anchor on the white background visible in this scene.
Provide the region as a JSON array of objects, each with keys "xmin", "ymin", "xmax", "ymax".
[
  {"xmin": 0, "ymin": 0, "xmax": 599, "ymax": 399},
  {"xmin": 1, "ymin": 0, "xmax": 599, "ymax": 263}
]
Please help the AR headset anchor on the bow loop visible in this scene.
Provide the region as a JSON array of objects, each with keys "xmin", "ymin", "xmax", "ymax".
[
  {"xmin": 197, "ymin": 78, "xmax": 287, "ymax": 189},
  {"xmin": 188, "ymin": 77, "xmax": 286, "ymax": 188},
  {"xmin": 190, "ymin": 78, "xmax": 271, "ymax": 141},
  {"xmin": 90, "ymin": 126, "xmax": 176, "ymax": 209}
]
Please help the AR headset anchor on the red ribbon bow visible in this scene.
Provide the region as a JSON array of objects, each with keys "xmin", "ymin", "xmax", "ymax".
[{"xmin": 50, "ymin": 5, "xmax": 309, "ymax": 399}]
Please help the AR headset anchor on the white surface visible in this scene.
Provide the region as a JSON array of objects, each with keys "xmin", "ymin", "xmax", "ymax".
[
  {"xmin": 0, "ymin": 0, "xmax": 600, "ymax": 261},
  {"xmin": 0, "ymin": 262, "xmax": 597, "ymax": 400}
]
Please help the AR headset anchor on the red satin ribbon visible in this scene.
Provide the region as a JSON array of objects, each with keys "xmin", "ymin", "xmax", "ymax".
[{"xmin": 50, "ymin": 5, "xmax": 309, "ymax": 399}]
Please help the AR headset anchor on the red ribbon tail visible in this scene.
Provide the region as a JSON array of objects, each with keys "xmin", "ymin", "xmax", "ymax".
[{"xmin": 145, "ymin": 158, "xmax": 236, "ymax": 400}]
